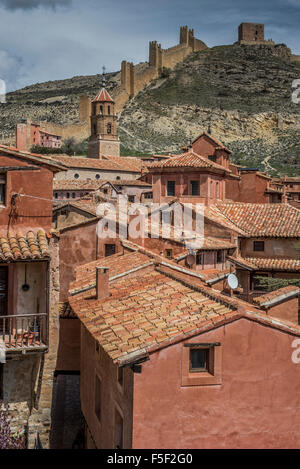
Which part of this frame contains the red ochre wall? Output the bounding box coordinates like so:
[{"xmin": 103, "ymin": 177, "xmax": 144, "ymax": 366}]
[
  {"xmin": 132, "ymin": 318, "xmax": 300, "ymax": 449},
  {"xmin": 0, "ymin": 153, "xmax": 53, "ymax": 231}
]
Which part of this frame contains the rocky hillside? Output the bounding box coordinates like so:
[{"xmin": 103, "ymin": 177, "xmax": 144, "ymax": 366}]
[
  {"xmin": 119, "ymin": 43, "xmax": 300, "ymax": 176},
  {"xmin": 1, "ymin": 43, "xmax": 300, "ymax": 175}
]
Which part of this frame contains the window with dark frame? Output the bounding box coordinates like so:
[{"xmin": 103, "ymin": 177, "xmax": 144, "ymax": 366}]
[
  {"xmin": 167, "ymin": 180, "xmax": 175, "ymax": 197},
  {"xmin": 95, "ymin": 375, "xmax": 102, "ymax": 422},
  {"xmin": 189, "ymin": 348, "xmax": 209, "ymax": 373},
  {"xmin": 107, "ymin": 123, "xmax": 112, "ymax": 134},
  {"xmin": 105, "ymin": 244, "xmax": 116, "ymax": 257},
  {"xmin": 190, "ymin": 180, "xmax": 199, "ymax": 196},
  {"xmin": 0, "ymin": 174, "xmax": 6, "ymax": 205},
  {"xmin": 216, "ymin": 250, "xmax": 223, "ymax": 263},
  {"xmin": 196, "ymin": 253, "xmax": 203, "ymax": 265},
  {"xmin": 253, "ymin": 241, "xmax": 265, "ymax": 252},
  {"xmin": 165, "ymin": 249, "xmax": 172, "ymax": 259}
]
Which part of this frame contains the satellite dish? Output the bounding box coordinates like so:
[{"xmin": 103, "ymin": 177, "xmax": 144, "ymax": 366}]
[
  {"xmin": 227, "ymin": 273, "xmax": 239, "ymax": 290},
  {"xmin": 186, "ymin": 254, "xmax": 196, "ymax": 267}
]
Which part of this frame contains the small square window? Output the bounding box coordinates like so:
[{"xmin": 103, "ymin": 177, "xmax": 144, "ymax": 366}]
[
  {"xmin": 253, "ymin": 241, "xmax": 264, "ymax": 252},
  {"xmin": 165, "ymin": 249, "xmax": 172, "ymax": 259},
  {"xmin": 190, "ymin": 348, "xmax": 209, "ymax": 372},
  {"xmin": 182, "ymin": 343, "xmax": 222, "ymax": 386}
]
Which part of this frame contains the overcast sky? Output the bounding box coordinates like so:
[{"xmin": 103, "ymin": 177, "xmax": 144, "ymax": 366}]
[{"xmin": 0, "ymin": 0, "xmax": 299, "ymax": 91}]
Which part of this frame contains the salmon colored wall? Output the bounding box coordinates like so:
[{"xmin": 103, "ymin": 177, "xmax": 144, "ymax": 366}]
[
  {"xmin": 266, "ymin": 297, "xmax": 299, "ymax": 325},
  {"xmin": 241, "ymin": 238, "xmax": 299, "ymax": 259},
  {"xmin": 152, "ymin": 171, "xmax": 225, "ymax": 204},
  {"xmin": 132, "ymin": 318, "xmax": 300, "ymax": 449},
  {"xmin": 56, "ymin": 319, "xmax": 81, "ymax": 371},
  {"xmin": 0, "ymin": 153, "xmax": 53, "ymax": 231},
  {"xmin": 59, "ymin": 221, "xmax": 123, "ymax": 301},
  {"xmin": 80, "ymin": 325, "xmax": 134, "ymax": 449}
]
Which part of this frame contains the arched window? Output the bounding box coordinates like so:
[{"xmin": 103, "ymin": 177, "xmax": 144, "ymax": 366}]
[
  {"xmin": 108, "ymin": 105, "xmax": 111, "ymax": 115},
  {"xmin": 66, "ymin": 192, "xmax": 70, "ymax": 199},
  {"xmin": 72, "ymin": 193, "xmax": 76, "ymax": 199},
  {"xmin": 107, "ymin": 123, "xmax": 112, "ymax": 134},
  {"xmin": 100, "ymin": 105, "xmax": 103, "ymax": 115}
]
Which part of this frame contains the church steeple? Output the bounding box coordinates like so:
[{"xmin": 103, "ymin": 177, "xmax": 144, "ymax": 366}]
[{"xmin": 88, "ymin": 69, "xmax": 120, "ymax": 159}]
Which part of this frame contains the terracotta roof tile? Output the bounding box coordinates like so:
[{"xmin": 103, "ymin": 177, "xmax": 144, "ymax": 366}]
[
  {"xmin": 215, "ymin": 202, "xmax": 300, "ymax": 237},
  {"xmin": 253, "ymin": 286, "xmax": 300, "ymax": 307},
  {"xmin": 0, "ymin": 229, "xmax": 49, "ymax": 261},
  {"xmin": 228, "ymin": 255, "xmax": 300, "ymax": 272},
  {"xmin": 69, "ymin": 269, "xmax": 236, "ymax": 363},
  {"xmin": 53, "ymin": 179, "xmax": 100, "ymax": 191},
  {"xmin": 50, "ymin": 156, "xmax": 140, "ymax": 173},
  {"xmin": 148, "ymin": 151, "xmax": 231, "ymax": 173},
  {"xmin": 92, "ymin": 88, "xmax": 114, "ymax": 103}
]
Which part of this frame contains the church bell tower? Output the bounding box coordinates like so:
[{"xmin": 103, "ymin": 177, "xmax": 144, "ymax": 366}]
[{"xmin": 88, "ymin": 73, "xmax": 120, "ymax": 158}]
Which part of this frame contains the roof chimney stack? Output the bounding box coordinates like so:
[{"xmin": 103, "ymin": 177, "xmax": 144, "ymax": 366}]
[{"xmin": 96, "ymin": 267, "xmax": 109, "ymax": 299}]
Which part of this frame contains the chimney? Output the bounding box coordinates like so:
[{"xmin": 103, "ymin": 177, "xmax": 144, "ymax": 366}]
[{"xmin": 96, "ymin": 267, "xmax": 109, "ymax": 299}]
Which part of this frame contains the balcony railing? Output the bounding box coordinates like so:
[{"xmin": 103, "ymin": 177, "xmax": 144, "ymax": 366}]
[{"xmin": 0, "ymin": 313, "xmax": 48, "ymax": 352}]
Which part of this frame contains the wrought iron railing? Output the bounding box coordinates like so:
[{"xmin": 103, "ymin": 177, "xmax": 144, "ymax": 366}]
[{"xmin": 0, "ymin": 313, "xmax": 47, "ymax": 351}]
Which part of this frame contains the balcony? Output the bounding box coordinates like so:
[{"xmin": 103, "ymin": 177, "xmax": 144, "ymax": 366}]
[{"xmin": 0, "ymin": 313, "xmax": 48, "ymax": 353}]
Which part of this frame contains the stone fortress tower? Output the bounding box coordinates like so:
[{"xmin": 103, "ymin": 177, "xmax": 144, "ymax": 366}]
[{"xmin": 87, "ymin": 76, "xmax": 120, "ymax": 158}]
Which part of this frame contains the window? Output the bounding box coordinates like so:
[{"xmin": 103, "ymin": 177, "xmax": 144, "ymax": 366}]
[
  {"xmin": 72, "ymin": 193, "xmax": 76, "ymax": 199},
  {"xmin": 253, "ymin": 241, "xmax": 265, "ymax": 252},
  {"xmin": 216, "ymin": 251, "xmax": 223, "ymax": 264},
  {"xmin": 55, "ymin": 193, "xmax": 58, "ymax": 199},
  {"xmin": 196, "ymin": 253, "xmax": 202, "ymax": 265},
  {"xmin": 95, "ymin": 174, "xmax": 100, "ymax": 180},
  {"xmin": 93, "ymin": 124, "xmax": 97, "ymax": 134},
  {"xmin": 167, "ymin": 181, "xmax": 175, "ymax": 197},
  {"xmin": 105, "ymin": 244, "xmax": 116, "ymax": 257},
  {"xmin": 190, "ymin": 348, "xmax": 209, "ymax": 372},
  {"xmin": 114, "ymin": 408, "xmax": 123, "ymax": 449},
  {"xmin": 103, "ymin": 188, "xmax": 108, "ymax": 194},
  {"xmin": 128, "ymin": 195, "xmax": 135, "ymax": 203},
  {"xmin": 74, "ymin": 173, "xmax": 79, "ymax": 179},
  {"xmin": 165, "ymin": 249, "xmax": 172, "ymax": 259},
  {"xmin": 182, "ymin": 343, "xmax": 222, "ymax": 386},
  {"xmin": 190, "ymin": 180, "xmax": 199, "ymax": 196},
  {"xmin": 95, "ymin": 375, "xmax": 102, "ymax": 422},
  {"xmin": 107, "ymin": 123, "xmax": 112, "ymax": 134},
  {"xmin": 0, "ymin": 174, "xmax": 6, "ymax": 205},
  {"xmin": 144, "ymin": 192, "xmax": 153, "ymax": 199},
  {"xmin": 100, "ymin": 105, "xmax": 103, "ymax": 115},
  {"xmin": 66, "ymin": 192, "xmax": 70, "ymax": 199},
  {"xmin": 108, "ymin": 106, "xmax": 111, "ymax": 115},
  {"xmin": 208, "ymin": 155, "xmax": 217, "ymax": 163},
  {"xmin": 116, "ymin": 176, "xmax": 121, "ymax": 181}
]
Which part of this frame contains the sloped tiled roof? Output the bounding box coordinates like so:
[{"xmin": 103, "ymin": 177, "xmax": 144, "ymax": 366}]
[
  {"xmin": 53, "ymin": 179, "xmax": 100, "ymax": 191},
  {"xmin": 215, "ymin": 203, "xmax": 300, "ymax": 237},
  {"xmin": 0, "ymin": 230, "xmax": 49, "ymax": 261},
  {"xmin": 69, "ymin": 251, "xmax": 153, "ymax": 296},
  {"xmin": 148, "ymin": 151, "xmax": 231, "ymax": 173},
  {"xmin": 50, "ymin": 156, "xmax": 141, "ymax": 173},
  {"xmin": 92, "ymin": 88, "xmax": 114, "ymax": 103},
  {"xmin": 69, "ymin": 269, "xmax": 236, "ymax": 362},
  {"xmin": 253, "ymin": 286, "xmax": 300, "ymax": 307},
  {"xmin": 0, "ymin": 144, "xmax": 66, "ymax": 172},
  {"xmin": 228, "ymin": 256, "xmax": 300, "ymax": 272}
]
